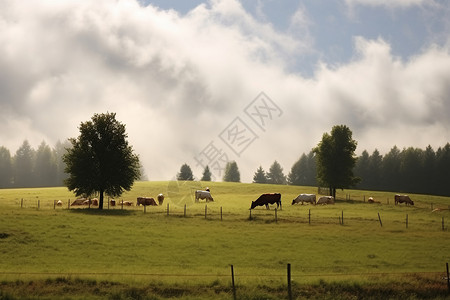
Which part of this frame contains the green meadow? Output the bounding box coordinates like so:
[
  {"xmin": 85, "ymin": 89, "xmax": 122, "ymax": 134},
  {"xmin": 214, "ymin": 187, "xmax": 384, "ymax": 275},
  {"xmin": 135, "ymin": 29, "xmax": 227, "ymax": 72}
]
[{"xmin": 0, "ymin": 181, "xmax": 449, "ymax": 299}]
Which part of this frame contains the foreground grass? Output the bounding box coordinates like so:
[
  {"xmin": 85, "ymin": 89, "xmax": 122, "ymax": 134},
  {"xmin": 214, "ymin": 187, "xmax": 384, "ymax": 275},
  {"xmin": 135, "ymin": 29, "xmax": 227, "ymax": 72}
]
[{"xmin": 0, "ymin": 181, "xmax": 449, "ymax": 299}]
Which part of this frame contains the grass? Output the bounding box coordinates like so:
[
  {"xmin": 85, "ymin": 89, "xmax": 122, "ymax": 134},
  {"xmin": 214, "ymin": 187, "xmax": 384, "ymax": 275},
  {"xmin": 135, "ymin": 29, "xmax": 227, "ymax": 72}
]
[{"xmin": 0, "ymin": 181, "xmax": 449, "ymax": 299}]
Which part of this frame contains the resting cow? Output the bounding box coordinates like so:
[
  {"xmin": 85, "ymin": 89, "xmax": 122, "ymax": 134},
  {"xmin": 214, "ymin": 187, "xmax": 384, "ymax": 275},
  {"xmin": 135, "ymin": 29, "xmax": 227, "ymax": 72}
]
[
  {"xmin": 157, "ymin": 194, "xmax": 164, "ymax": 205},
  {"xmin": 71, "ymin": 198, "xmax": 86, "ymax": 206},
  {"xmin": 137, "ymin": 197, "xmax": 157, "ymax": 206},
  {"xmin": 292, "ymin": 194, "xmax": 316, "ymax": 205},
  {"xmin": 394, "ymin": 195, "xmax": 414, "ymax": 205},
  {"xmin": 317, "ymin": 196, "xmax": 334, "ymax": 205},
  {"xmin": 195, "ymin": 190, "xmax": 214, "ymax": 202},
  {"xmin": 55, "ymin": 200, "xmax": 62, "ymax": 206},
  {"xmin": 367, "ymin": 197, "xmax": 380, "ymax": 204},
  {"xmin": 250, "ymin": 193, "xmax": 282, "ymax": 210},
  {"xmin": 120, "ymin": 200, "xmax": 133, "ymax": 206}
]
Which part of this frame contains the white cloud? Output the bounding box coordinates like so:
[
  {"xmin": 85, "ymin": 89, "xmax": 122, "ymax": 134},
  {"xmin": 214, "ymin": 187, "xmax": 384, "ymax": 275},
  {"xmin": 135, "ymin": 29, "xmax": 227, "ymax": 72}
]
[
  {"xmin": 345, "ymin": 0, "xmax": 432, "ymax": 9},
  {"xmin": 0, "ymin": 0, "xmax": 449, "ymax": 182}
]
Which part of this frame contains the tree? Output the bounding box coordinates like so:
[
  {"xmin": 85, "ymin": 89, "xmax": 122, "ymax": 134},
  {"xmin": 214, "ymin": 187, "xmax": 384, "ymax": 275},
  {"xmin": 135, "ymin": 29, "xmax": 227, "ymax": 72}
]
[
  {"xmin": 253, "ymin": 166, "xmax": 267, "ymax": 183},
  {"xmin": 0, "ymin": 146, "xmax": 12, "ymax": 188},
  {"xmin": 177, "ymin": 163, "xmax": 194, "ymax": 181},
  {"xmin": 354, "ymin": 150, "xmax": 370, "ymax": 189},
  {"xmin": 13, "ymin": 140, "xmax": 35, "ymax": 187},
  {"xmin": 201, "ymin": 165, "xmax": 212, "ymax": 181},
  {"xmin": 266, "ymin": 160, "xmax": 286, "ymax": 184},
  {"xmin": 63, "ymin": 112, "xmax": 141, "ymax": 209},
  {"xmin": 35, "ymin": 141, "xmax": 57, "ymax": 187},
  {"xmin": 288, "ymin": 151, "xmax": 317, "ymax": 186},
  {"xmin": 313, "ymin": 125, "xmax": 359, "ymax": 199},
  {"xmin": 53, "ymin": 140, "xmax": 71, "ymax": 186},
  {"xmin": 223, "ymin": 161, "xmax": 240, "ymax": 182}
]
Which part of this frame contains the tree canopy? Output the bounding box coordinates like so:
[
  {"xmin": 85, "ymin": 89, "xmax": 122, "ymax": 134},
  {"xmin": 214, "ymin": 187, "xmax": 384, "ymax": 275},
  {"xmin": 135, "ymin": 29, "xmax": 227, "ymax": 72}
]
[
  {"xmin": 314, "ymin": 125, "xmax": 359, "ymax": 198},
  {"xmin": 201, "ymin": 165, "xmax": 212, "ymax": 181},
  {"xmin": 266, "ymin": 160, "xmax": 286, "ymax": 184},
  {"xmin": 63, "ymin": 112, "xmax": 141, "ymax": 209},
  {"xmin": 253, "ymin": 166, "xmax": 267, "ymax": 183}
]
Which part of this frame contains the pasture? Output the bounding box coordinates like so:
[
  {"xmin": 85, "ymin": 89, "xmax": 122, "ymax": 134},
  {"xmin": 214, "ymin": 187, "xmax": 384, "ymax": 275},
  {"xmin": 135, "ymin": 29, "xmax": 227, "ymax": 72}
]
[{"xmin": 0, "ymin": 181, "xmax": 449, "ymax": 299}]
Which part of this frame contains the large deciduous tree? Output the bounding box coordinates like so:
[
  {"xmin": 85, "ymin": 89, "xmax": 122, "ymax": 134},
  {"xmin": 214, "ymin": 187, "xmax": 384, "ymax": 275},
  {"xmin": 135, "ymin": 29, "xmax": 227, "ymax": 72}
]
[
  {"xmin": 63, "ymin": 112, "xmax": 141, "ymax": 209},
  {"xmin": 313, "ymin": 125, "xmax": 359, "ymax": 199}
]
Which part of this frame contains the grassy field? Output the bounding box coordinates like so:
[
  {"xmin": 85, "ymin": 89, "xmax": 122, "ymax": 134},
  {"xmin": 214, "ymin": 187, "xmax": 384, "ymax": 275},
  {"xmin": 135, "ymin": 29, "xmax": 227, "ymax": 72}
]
[{"xmin": 0, "ymin": 181, "xmax": 449, "ymax": 299}]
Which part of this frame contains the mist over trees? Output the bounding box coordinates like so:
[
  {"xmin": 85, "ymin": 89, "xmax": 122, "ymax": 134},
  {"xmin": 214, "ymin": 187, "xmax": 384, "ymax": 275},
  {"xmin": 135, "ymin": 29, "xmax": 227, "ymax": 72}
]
[{"xmin": 0, "ymin": 140, "xmax": 70, "ymax": 188}]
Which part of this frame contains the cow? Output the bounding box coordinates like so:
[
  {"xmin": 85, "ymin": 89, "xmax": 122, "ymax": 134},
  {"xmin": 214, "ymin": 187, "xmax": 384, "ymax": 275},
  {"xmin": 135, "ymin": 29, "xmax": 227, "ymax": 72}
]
[
  {"xmin": 120, "ymin": 200, "xmax": 133, "ymax": 206},
  {"xmin": 91, "ymin": 198, "xmax": 98, "ymax": 206},
  {"xmin": 317, "ymin": 196, "xmax": 334, "ymax": 205},
  {"xmin": 195, "ymin": 190, "xmax": 214, "ymax": 202},
  {"xmin": 137, "ymin": 197, "xmax": 157, "ymax": 206},
  {"xmin": 55, "ymin": 200, "xmax": 62, "ymax": 206},
  {"xmin": 250, "ymin": 193, "xmax": 282, "ymax": 210},
  {"xmin": 395, "ymin": 195, "xmax": 414, "ymax": 206},
  {"xmin": 110, "ymin": 199, "xmax": 116, "ymax": 206},
  {"xmin": 367, "ymin": 197, "xmax": 380, "ymax": 204},
  {"xmin": 292, "ymin": 194, "xmax": 316, "ymax": 205},
  {"xmin": 71, "ymin": 198, "xmax": 86, "ymax": 206},
  {"xmin": 157, "ymin": 194, "xmax": 164, "ymax": 205}
]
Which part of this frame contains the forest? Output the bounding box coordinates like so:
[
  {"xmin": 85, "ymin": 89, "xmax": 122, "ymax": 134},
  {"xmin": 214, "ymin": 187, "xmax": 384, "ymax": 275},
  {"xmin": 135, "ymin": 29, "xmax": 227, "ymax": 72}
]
[{"xmin": 1, "ymin": 140, "xmax": 450, "ymax": 197}]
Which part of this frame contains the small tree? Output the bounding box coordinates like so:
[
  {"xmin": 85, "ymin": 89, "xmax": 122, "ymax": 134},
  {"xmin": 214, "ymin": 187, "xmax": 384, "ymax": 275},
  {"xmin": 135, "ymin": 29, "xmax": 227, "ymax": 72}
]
[
  {"xmin": 266, "ymin": 160, "xmax": 286, "ymax": 184},
  {"xmin": 253, "ymin": 166, "xmax": 267, "ymax": 183},
  {"xmin": 313, "ymin": 125, "xmax": 359, "ymax": 199},
  {"xmin": 223, "ymin": 161, "xmax": 240, "ymax": 182},
  {"xmin": 63, "ymin": 112, "xmax": 141, "ymax": 209},
  {"xmin": 177, "ymin": 163, "xmax": 194, "ymax": 181},
  {"xmin": 201, "ymin": 165, "xmax": 212, "ymax": 181}
]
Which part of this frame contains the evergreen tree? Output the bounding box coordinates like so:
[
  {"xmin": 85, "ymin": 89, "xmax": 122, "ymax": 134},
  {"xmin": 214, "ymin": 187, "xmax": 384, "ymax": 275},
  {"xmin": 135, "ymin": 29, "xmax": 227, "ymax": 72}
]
[
  {"xmin": 201, "ymin": 165, "xmax": 212, "ymax": 181},
  {"xmin": 0, "ymin": 146, "xmax": 12, "ymax": 188},
  {"xmin": 368, "ymin": 149, "xmax": 382, "ymax": 190},
  {"xmin": 35, "ymin": 141, "xmax": 57, "ymax": 187},
  {"xmin": 13, "ymin": 140, "xmax": 35, "ymax": 187},
  {"xmin": 177, "ymin": 163, "xmax": 194, "ymax": 181},
  {"xmin": 223, "ymin": 161, "xmax": 240, "ymax": 182},
  {"xmin": 266, "ymin": 160, "xmax": 286, "ymax": 184},
  {"xmin": 381, "ymin": 146, "xmax": 401, "ymax": 192},
  {"xmin": 253, "ymin": 166, "xmax": 267, "ymax": 183},
  {"xmin": 53, "ymin": 140, "xmax": 70, "ymax": 186},
  {"xmin": 354, "ymin": 150, "xmax": 370, "ymax": 189}
]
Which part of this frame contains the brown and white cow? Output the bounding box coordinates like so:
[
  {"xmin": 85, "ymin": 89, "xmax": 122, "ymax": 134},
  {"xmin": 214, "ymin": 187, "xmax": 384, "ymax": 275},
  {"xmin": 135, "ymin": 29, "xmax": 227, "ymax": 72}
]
[
  {"xmin": 157, "ymin": 194, "xmax": 164, "ymax": 205},
  {"xmin": 195, "ymin": 190, "xmax": 214, "ymax": 202},
  {"xmin": 251, "ymin": 193, "xmax": 282, "ymax": 210},
  {"xmin": 137, "ymin": 197, "xmax": 157, "ymax": 206},
  {"xmin": 394, "ymin": 195, "xmax": 414, "ymax": 205},
  {"xmin": 317, "ymin": 196, "xmax": 334, "ymax": 205},
  {"xmin": 367, "ymin": 197, "xmax": 380, "ymax": 204},
  {"xmin": 292, "ymin": 194, "xmax": 316, "ymax": 205},
  {"xmin": 71, "ymin": 198, "xmax": 86, "ymax": 206}
]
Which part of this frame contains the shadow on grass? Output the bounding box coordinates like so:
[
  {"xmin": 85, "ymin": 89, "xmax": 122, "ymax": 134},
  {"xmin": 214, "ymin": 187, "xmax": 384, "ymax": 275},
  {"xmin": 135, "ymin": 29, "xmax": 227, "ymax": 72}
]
[{"xmin": 68, "ymin": 208, "xmax": 136, "ymax": 216}]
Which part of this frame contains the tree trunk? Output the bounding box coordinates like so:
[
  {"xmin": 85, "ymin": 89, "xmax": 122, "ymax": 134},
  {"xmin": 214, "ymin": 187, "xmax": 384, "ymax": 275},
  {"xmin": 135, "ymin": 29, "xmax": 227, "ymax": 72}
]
[{"xmin": 99, "ymin": 189, "xmax": 104, "ymax": 210}]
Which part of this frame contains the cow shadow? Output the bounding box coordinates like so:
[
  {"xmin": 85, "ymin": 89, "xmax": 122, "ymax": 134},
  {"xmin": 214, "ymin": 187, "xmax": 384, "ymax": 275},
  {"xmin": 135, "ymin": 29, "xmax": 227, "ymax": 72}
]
[{"xmin": 68, "ymin": 208, "xmax": 135, "ymax": 216}]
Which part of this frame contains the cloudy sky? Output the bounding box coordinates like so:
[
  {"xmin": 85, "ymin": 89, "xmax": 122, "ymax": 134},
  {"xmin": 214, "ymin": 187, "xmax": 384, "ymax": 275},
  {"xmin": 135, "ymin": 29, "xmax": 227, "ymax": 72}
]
[{"xmin": 1, "ymin": 0, "xmax": 449, "ymax": 182}]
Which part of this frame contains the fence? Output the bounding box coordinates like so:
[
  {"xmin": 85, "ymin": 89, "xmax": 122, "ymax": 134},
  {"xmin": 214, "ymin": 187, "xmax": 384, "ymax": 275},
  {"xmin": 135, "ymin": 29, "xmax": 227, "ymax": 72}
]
[{"xmin": 1, "ymin": 263, "xmax": 448, "ymax": 300}]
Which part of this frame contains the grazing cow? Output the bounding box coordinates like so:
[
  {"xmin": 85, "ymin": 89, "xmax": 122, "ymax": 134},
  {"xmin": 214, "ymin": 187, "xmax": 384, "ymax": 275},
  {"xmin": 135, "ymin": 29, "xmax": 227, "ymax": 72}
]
[
  {"xmin": 71, "ymin": 198, "xmax": 86, "ymax": 206},
  {"xmin": 157, "ymin": 194, "xmax": 164, "ymax": 205},
  {"xmin": 292, "ymin": 194, "xmax": 316, "ymax": 205},
  {"xmin": 110, "ymin": 199, "xmax": 116, "ymax": 206},
  {"xmin": 317, "ymin": 196, "xmax": 334, "ymax": 205},
  {"xmin": 395, "ymin": 195, "xmax": 414, "ymax": 206},
  {"xmin": 91, "ymin": 198, "xmax": 99, "ymax": 206},
  {"xmin": 137, "ymin": 197, "xmax": 157, "ymax": 206},
  {"xmin": 250, "ymin": 193, "xmax": 282, "ymax": 210},
  {"xmin": 195, "ymin": 190, "xmax": 214, "ymax": 202}
]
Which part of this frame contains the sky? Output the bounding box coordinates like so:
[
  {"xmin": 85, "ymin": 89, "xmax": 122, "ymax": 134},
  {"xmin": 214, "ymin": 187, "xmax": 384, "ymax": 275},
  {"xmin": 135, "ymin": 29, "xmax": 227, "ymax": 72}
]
[{"xmin": 0, "ymin": 0, "xmax": 449, "ymax": 182}]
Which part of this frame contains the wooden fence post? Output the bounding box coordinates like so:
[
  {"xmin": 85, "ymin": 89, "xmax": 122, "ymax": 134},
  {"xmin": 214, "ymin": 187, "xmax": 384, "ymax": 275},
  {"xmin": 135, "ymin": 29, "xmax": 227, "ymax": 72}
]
[
  {"xmin": 21, "ymin": 198, "xmax": 23, "ymax": 208},
  {"xmin": 220, "ymin": 206, "xmax": 223, "ymax": 221},
  {"xmin": 406, "ymin": 214, "xmax": 408, "ymax": 229},
  {"xmin": 167, "ymin": 203, "xmax": 169, "ymax": 216},
  {"xmin": 275, "ymin": 208, "xmax": 278, "ymax": 223},
  {"xmin": 308, "ymin": 209, "xmax": 311, "ymax": 225},
  {"xmin": 341, "ymin": 210, "xmax": 344, "ymax": 225},
  {"xmin": 231, "ymin": 265, "xmax": 237, "ymax": 300},
  {"xmin": 287, "ymin": 263, "xmax": 292, "ymax": 300},
  {"xmin": 68, "ymin": 199, "xmax": 70, "ymax": 210},
  {"xmin": 205, "ymin": 205, "xmax": 207, "ymax": 219},
  {"xmin": 37, "ymin": 200, "xmax": 40, "ymax": 210},
  {"xmin": 378, "ymin": 213, "xmax": 383, "ymax": 227},
  {"xmin": 249, "ymin": 209, "xmax": 252, "ymax": 220},
  {"xmin": 443, "ymin": 217, "xmax": 445, "ymax": 231},
  {"xmin": 446, "ymin": 262, "xmax": 449, "ymax": 293},
  {"xmin": 184, "ymin": 204, "xmax": 187, "ymax": 217}
]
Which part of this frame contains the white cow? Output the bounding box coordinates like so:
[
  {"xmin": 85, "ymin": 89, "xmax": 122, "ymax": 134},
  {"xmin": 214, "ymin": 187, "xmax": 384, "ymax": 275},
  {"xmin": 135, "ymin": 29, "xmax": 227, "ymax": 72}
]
[
  {"xmin": 317, "ymin": 196, "xmax": 334, "ymax": 205},
  {"xmin": 292, "ymin": 194, "xmax": 316, "ymax": 205},
  {"xmin": 195, "ymin": 190, "xmax": 214, "ymax": 202}
]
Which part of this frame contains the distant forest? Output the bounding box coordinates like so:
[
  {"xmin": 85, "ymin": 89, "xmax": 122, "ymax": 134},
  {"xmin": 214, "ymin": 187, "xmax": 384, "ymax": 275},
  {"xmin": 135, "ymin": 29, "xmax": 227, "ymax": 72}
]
[
  {"xmin": 1, "ymin": 140, "xmax": 450, "ymax": 197},
  {"xmin": 286, "ymin": 143, "xmax": 450, "ymax": 197}
]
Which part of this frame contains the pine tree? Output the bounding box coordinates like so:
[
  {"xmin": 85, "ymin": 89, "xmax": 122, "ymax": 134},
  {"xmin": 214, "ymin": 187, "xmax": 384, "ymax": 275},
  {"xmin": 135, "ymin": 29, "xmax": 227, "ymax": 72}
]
[
  {"xmin": 177, "ymin": 163, "xmax": 194, "ymax": 181},
  {"xmin": 253, "ymin": 166, "xmax": 267, "ymax": 183},
  {"xmin": 201, "ymin": 165, "xmax": 212, "ymax": 181},
  {"xmin": 223, "ymin": 161, "xmax": 240, "ymax": 182},
  {"xmin": 266, "ymin": 160, "xmax": 286, "ymax": 184}
]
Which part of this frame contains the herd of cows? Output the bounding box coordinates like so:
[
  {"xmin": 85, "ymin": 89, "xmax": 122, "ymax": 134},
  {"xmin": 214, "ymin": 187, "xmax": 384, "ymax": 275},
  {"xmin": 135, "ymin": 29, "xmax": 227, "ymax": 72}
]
[{"xmin": 60, "ymin": 188, "xmax": 414, "ymax": 209}]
